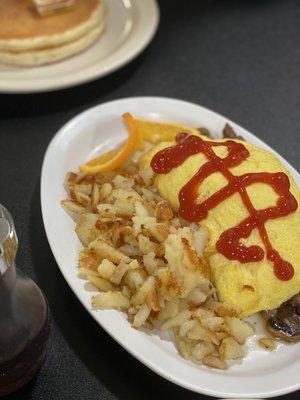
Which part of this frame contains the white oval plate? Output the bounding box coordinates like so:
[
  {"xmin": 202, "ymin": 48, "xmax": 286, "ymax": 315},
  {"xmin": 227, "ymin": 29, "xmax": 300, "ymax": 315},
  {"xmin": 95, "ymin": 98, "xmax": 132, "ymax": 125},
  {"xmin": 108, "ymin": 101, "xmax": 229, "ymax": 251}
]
[
  {"xmin": 41, "ymin": 97, "xmax": 300, "ymax": 398},
  {"xmin": 0, "ymin": 0, "xmax": 159, "ymax": 93}
]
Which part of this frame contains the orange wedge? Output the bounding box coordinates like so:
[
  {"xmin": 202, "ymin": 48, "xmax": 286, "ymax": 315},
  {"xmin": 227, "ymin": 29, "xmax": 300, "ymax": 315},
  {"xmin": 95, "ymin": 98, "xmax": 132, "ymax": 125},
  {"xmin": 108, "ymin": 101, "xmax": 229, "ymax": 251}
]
[
  {"xmin": 81, "ymin": 149, "xmax": 119, "ymax": 168},
  {"xmin": 79, "ymin": 114, "xmax": 200, "ymax": 175},
  {"xmin": 134, "ymin": 118, "xmax": 200, "ymax": 144},
  {"xmin": 79, "ymin": 113, "xmax": 138, "ymax": 175}
]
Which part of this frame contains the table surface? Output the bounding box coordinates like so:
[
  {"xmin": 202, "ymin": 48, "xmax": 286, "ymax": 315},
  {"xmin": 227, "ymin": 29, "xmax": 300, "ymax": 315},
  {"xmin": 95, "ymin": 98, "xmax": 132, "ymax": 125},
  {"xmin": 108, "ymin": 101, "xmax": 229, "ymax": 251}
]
[{"xmin": 1, "ymin": 0, "xmax": 300, "ymax": 399}]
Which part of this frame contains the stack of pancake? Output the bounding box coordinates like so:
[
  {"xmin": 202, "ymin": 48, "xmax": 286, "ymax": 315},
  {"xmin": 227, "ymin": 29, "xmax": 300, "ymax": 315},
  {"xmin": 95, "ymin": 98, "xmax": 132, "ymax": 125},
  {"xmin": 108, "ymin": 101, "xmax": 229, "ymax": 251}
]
[{"xmin": 0, "ymin": 0, "xmax": 105, "ymax": 66}]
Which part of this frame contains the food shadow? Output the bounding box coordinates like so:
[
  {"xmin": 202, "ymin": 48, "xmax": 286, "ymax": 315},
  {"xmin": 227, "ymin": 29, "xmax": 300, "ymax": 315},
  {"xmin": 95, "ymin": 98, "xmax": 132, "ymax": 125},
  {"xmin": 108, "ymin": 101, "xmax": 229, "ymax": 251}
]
[{"xmin": 29, "ymin": 181, "xmax": 215, "ymax": 400}]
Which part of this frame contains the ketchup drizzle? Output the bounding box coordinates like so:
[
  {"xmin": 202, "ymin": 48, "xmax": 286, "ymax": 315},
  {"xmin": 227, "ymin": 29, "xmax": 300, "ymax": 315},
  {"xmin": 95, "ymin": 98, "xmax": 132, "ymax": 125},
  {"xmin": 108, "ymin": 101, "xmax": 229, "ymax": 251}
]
[{"xmin": 151, "ymin": 133, "xmax": 298, "ymax": 281}]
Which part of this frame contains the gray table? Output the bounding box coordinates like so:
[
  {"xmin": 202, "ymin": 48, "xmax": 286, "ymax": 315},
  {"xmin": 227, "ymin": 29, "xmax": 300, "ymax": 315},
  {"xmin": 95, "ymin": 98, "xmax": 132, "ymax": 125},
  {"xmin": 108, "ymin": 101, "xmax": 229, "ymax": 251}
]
[{"xmin": 1, "ymin": 0, "xmax": 299, "ymax": 399}]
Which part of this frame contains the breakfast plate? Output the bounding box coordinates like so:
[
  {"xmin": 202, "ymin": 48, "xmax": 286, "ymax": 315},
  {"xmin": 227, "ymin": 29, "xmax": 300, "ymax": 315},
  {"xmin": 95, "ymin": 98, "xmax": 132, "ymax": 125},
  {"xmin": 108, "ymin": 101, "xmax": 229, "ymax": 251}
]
[
  {"xmin": 0, "ymin": 0, "xmax": 159, "ymax": 93},
  {"xmin": 41, "ymin": 97, "xmax": 300, "ymax": 398}
]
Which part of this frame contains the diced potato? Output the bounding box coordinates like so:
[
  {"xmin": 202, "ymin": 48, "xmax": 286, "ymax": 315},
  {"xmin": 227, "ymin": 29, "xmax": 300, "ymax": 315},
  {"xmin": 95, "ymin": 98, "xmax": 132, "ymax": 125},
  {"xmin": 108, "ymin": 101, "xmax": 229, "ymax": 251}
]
[
  {"xmin": 209, "ymin": 301, "xmax": 242, "ymax": 317},
  {"xmin": 138, "ymin": 235, "xmax": 158, "ymax": 255},
  {"xmin": 186, "ymin": 321, "xmax": 211, "ymax": 342},
  {"xmin": 112, "ymin": 188, "xmax": 140, "ymax": 202},
  {"xmin": 75, "ymin": 214, "xmax": 99, "ymax": 246},
  {"xmin": 202, "ymin": 355, "xmax": 228, "ymax": 370},
  {"xmin": 113, "ymin": 175, "xmax": 134, "ymax": 190},
  {"xmin": 114, "ymin": 199, "xmax": 135, "ymax": 216},
  {"xmin": 74, "ymin": 172, "xmax": 89, "ymax": 184},
  {"xmin": 187, "ymin": 288, "xmax": 207, "ymax": 305},
  {"xmin": 161, "ymin": 310, "xmax": 191, "ymax": 331},
  {"xmin": 123, "ymin": 269, "xmax": 146, "ymax": 290},
  {"xmin": 216, "ymin": 331, "xmax": 229, "ymax": 341},
  {"xmin": 191, "ymin": 342, "xmax": 215, "ymax": 362},
  {"xmin": 176, "ymin": 338, "xmax": 192, "ymax": 360},
  {"xmin": 99, "ymin": 182, "xmax": 112, "ymax": 201},
  {"xmin": 128, "ymin": 260, "xmax": 140, "ymax": 270},
  {"xmin": 164, "ymin": 234, "xmax": 187, "ymax": 280},
  {"xmin": 78, "ymin": 267, "xmax": 99, "ymax": 277},
  {"xmin": 74, "ymin": 190, "xmax": 90, "ymax": 207},
  {"xmin": 97, "ymin": 204, "xmax": 116, "ymax": 214},
  {"xmin": 140, "ymin": 187, "xmax": 157, "ymax": 201},
  {"xmin": 91, "ymin": 183, "xmax": 100, "ymax": 208},
  {"xmin": 98, "ymin": 259, "xmax": 116, "ymax": 279},
  {"xmin": 61, "ymin": 199, "xmax": 86, "ymax": 214},
  {"xmin": 179, "ymin": 320, "xmax": 196, "ymax": 338},
  {"xmin": 138, "ymin": 168, "xmax": 153, "ymax": 186},
  {"xmin": 128, "ymin": 306, "xmax": 137, "ymax": 315},
  {"xmin": 88, "ymin": 275, "xmax": 115, "ymax": 292},
  {"xmin": 131, "ymin": 276, "xmax": 155, "ymax": 306},
  {"xmin": 92, "ymin": 291, "xmax": 130, "ymax": 310},
  {"xmin": 225, "ymin": 317, "xmax": 254, "ymax": 344},
  {"xmin": 147, "ymin": 284, "xmax": 161, "ymax": 312},
  {"xmin": 192, "ymin": 227, "xmax": 209, "ymax": 256},
  {"xmin": 122, "ymin": 285, "xmax": 131, "ymax": 298},
  {"xmin": 73, "ymin": 183, "xmax": 92, "ymax": 195},
  {"xmin": 207, "ymin": 331, "xmax": 221, "ymax": 346},
  {"xmin": 157, "ymin": 300, "xmax": 179, "ymax": 321},
  {"xmin": 133, "ymin": 304, "xmax": 151, "ymax": 328},
  {"xmin": 201, "ymin": 316, "xmax": 225, "ymax": 332},
  {"xmin": 181, "ymin": 237, "xmax": 209, "ymax": 278},
  {"xmin": 154, "ymin": 201, "xmax": 173, "ymax": 222},
  {"xmin": 180, "ymin": 272, "xmax": 202, "ymax": 296},
  {"xmin": 193, "ymin": 308, "xmax": 215, "ymax": 321},
  {"xmin": 135, "ymin": 201, "xmax": 149, "ymax": 217},
  {"xmin": 132, "ymin": 216, "xmax": 156, "ymax": 236},
  {"xmin": 156, "ymin": 267, "xmax": 182, "ymax": 300},
  {"xmin": 118, "ymin": 244, "xmax": 141, "ymax": 257},
  {"xmin": 89, "ymin": 238, "xmax": 131, "ymax": 264},
  {"xmin": 110, "ymin": 263, "xmax": 129, "ymax": 285},
  {"xmin": 219, "ymin": 337, "xmax": 244, "ymax": 360},
  {"xmin": 122, "ymin": 285, "xmax": 131, "ymax": 299},
  {"xmin": 150, "ymin": 223, "xmax": 170, "ymax": 242},
  {"xmin": 63, "ymin": 171, "xmax": 77, "ymax": 193},
  {"xmin": 143, "ymin": 252, "xmax": 164, "ymax": 274}
]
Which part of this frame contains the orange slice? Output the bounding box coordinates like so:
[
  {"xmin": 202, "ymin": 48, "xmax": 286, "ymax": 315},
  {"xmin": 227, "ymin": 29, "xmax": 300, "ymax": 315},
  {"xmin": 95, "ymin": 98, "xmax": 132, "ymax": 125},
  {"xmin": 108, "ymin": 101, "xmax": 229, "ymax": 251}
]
[
  {"xmin": 81, "ymin": 149, "xmax": 119, "ymax": 168},
  {"xmin": 79, "ymin": 113, "xmax": 138, "ymax": 175},
  {"xmin": 134, "ymin": 118, "xmax": 200, "ymax": 144},
  {"xmin": 79, "ymin": 114, "xmax": 200, "ymax": 175}
]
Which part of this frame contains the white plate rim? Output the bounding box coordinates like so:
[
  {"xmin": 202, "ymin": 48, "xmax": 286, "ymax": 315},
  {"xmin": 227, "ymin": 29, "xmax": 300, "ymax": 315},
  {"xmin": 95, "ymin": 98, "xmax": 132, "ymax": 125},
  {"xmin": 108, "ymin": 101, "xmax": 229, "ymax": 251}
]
[
  {"xmin": 41, "ymin": 97, "xmax": 300, "ymax": 399},
  {"xmin": 0, "ymin": 0, "xmax": 159, "ymax": 93}
]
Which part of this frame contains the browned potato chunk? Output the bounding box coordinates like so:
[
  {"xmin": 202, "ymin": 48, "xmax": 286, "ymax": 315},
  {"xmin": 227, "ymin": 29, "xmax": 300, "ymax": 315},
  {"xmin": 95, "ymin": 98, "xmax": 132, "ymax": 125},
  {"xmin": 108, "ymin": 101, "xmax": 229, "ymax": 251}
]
[
  {"xmin": 92, "ymin": 291, "xmax": 130, "ymax": 310},
  {"xmin": 191, "ymin": 342, "xmax": 215, "ymax": 362},
  {"xmin": 225, "ymin": 317, "xmax": 254, "ymax": 344},
  {"xmin": 219, "ymin": 337, "xmax": 244, "ymax": 360}
]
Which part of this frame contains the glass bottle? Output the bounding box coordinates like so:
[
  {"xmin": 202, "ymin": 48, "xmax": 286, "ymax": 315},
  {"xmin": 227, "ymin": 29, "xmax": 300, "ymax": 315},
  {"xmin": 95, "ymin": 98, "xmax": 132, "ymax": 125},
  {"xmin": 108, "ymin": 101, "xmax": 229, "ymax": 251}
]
[{"xmin": 0, "ymin": 205, "xmax": 50, "ymax": 396}]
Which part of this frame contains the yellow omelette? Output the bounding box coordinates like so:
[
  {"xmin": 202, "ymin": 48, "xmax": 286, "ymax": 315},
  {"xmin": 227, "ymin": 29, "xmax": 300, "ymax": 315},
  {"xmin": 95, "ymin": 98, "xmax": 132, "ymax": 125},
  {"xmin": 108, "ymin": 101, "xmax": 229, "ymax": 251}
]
[{"xmin": 140, "ymin": 135, "xmax": 300, "ymax": 317}]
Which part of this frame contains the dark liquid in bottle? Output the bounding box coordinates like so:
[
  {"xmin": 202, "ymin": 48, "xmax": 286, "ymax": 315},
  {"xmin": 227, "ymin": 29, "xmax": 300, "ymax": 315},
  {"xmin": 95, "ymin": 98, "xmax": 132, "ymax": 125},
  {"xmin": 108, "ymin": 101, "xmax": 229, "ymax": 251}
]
[{"xmin": 0, "ymin": 267, "xmax": 50, "ymax": 396}]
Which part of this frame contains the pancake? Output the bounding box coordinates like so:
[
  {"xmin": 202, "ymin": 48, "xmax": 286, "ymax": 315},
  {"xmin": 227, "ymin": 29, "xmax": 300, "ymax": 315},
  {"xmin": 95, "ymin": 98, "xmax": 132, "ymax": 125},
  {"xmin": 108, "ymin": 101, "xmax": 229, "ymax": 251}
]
[
  {"xmin": 0, "ymin": 23, "xmax": 104, "ymax": 67},
  {"xmin": 0, "ymin": 0, "xmax": 105, "ymax": 66},
  {"xmin": 140, "ymin": 136, "xmax": 300, "ymax": 317}
]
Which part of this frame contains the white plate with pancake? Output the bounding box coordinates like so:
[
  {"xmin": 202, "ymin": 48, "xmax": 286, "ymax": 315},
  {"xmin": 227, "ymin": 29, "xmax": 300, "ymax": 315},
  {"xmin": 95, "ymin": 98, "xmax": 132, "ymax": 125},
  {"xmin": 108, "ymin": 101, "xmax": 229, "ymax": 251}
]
[
  {"xmin": 41, "ymin": 97, "xmax": 300, "ymax": 398},
  {"xmin": 0, "ymin": 0, "xmax": 159, "ymax": 93}
]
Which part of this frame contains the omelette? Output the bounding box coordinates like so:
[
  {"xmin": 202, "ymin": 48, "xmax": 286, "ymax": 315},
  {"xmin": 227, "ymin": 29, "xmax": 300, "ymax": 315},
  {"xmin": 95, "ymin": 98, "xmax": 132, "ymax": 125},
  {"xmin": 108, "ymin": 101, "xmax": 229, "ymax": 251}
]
[{"xmin": 140, "ymin": 133, "xmax": 300, "ymax": 317}]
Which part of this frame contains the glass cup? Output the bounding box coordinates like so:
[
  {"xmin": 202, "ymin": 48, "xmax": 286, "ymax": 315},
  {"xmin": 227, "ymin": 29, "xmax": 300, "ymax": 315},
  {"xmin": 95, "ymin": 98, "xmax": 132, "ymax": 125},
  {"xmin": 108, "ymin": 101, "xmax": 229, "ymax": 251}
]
[{"xmin": 0, "ymin": 205, "xmax": 50, "ymax": 396}]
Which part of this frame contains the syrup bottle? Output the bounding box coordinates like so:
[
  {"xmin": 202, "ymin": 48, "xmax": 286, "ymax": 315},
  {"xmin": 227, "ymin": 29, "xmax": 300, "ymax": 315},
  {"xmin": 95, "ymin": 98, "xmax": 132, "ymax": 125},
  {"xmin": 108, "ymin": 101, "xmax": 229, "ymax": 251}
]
[{"xmin": 0, "ymin": 205, "xmax": 50, "ymax": 396}]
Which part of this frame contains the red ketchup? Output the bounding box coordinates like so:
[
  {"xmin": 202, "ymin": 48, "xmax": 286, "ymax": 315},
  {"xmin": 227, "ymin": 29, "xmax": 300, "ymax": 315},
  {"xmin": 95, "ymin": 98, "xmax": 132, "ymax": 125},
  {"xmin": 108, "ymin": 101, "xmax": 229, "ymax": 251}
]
[{"xmin": 151, "ymin": 133, "xmax": 298, "ymax": 281}]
